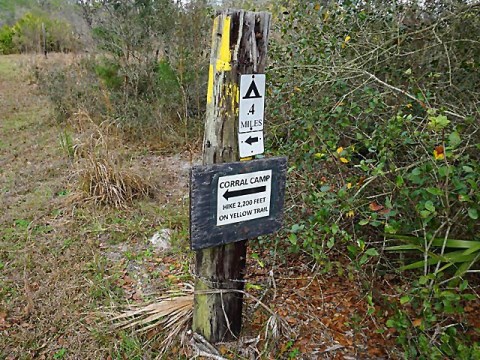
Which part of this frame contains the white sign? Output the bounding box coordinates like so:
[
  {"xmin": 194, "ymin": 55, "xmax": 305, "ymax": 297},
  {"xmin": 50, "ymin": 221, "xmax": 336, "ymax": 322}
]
[
  {"xmin": 238, "ymin": 74, "xmax": 265, "ymax": 133},
  {"xmin": 238, "ymin": 131, "xmax": 264, "ymax": 158},
  {"xmin": 217, "ymin": 170, "xmax": 272, "ymax": 226}
]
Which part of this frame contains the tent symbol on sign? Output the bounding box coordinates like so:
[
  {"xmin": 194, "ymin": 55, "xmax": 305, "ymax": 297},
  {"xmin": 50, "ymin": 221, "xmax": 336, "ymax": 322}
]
[{"xmin": 242, "ymin": 79, "xmax": 262, "ymax": 99}]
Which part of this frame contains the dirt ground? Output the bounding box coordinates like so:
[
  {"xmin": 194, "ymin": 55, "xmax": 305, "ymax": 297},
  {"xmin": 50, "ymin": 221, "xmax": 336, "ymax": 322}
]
[
  {"xmin": 0, "ymin": 54, "xmax": 406, "ymax": 359},
  {"xmin": 0, "ymin": 54, "xmax": 195, "ymax": 359}
]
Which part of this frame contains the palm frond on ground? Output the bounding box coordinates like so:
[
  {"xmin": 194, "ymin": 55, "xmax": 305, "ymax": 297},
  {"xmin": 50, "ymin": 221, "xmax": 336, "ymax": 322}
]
[{"xmin": 109, "ymin": 288, "xmax": 194, "ymax": 355}]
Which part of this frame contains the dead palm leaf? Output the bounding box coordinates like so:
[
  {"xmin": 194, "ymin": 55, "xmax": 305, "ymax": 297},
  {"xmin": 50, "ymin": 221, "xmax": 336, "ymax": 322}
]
[{"xmin": 108, "ymin": 288, "xmax": 194, "ymax": 355}]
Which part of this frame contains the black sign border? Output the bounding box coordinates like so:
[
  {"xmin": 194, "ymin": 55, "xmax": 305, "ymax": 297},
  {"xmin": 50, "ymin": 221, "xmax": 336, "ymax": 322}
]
[{"xmin": 190, "ymin": 157, "xmax": 287, "ymax": 250}]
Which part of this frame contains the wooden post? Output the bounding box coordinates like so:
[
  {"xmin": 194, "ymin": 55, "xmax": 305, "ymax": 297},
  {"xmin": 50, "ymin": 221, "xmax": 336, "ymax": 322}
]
[{"xmin": 193, "ymin": 9, "xmax": 271, "ymax": 343}]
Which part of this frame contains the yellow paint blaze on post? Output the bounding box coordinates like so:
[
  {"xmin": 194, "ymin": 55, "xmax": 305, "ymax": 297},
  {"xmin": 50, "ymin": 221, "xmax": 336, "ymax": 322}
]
[
  {"xmin": 218, "ymin": 82, "xmax": 239, "ymax": 111},
  {"xmin": 227, "ymin": 82, "xmax": 239, "ymax": 112},
  {"xmin": 207, "ymin": 64, "xmax": 214, "ymax": 104},
  {"xmin": 216, "ymin": 16, "xmax": 232, "ymax": 72},
  {"xmin": 207, "ymin": 16, "xmax": 232, "ymax": 104},
  {"xmin": 233, "ymin": 82, "xmax": 239, "ymax": 113}
]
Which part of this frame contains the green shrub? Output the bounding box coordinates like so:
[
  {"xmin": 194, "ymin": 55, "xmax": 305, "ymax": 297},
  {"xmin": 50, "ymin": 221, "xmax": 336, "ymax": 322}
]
[
  {"xmin": 11, "ymin": 12, "xmax": 78, "ymax": 53},
  {"xmin": 0, "ymin": 25, "xmax": 14, "ymax": 54},
  {"xmin": 268, "ymin": 0, "xmax": 479, "ymax": 272},
  {"xmin": 386, "ymin": 277, "xmax": 480, "ymax": 359},
  {"xmin": 267, "ymin": 1, "xmax": 479, "ymax": 357},
  {"xmin": 35, "ymin": 56, "xmax": 108, "ymax": 122},
  {"xmin": 95, "ymin": 59, "xmax": 122, "ymax": 90},
  {"xmin": 156, "ymin": 59, "xmax": 181, "ymax": 105}
]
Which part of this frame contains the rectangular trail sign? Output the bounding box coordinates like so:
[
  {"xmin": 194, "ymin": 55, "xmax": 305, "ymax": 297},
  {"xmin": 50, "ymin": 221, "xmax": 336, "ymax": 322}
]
[
  {"xmin": 238, "ymin": 74, "xmax": 265, "ymax": 133},
  {"xmin": 190, "ymin": 157, "xmax": 287, "ymax": 250},
  {"xmin": 217, "ymin": 169, "xmax": 272, "ymax": 226},
  {"xmin": 238, "ymin": 130, "xmax": 264, "ymax": 158}
]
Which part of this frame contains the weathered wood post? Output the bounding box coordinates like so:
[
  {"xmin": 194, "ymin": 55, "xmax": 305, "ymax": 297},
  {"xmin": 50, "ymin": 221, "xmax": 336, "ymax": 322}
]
[{"xmin": 193, "ymin": 9, "xmax": 271, "ymax": 343}]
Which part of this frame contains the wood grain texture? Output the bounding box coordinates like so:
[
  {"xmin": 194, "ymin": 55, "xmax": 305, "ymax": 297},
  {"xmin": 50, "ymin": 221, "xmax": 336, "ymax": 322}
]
[
  {"xmin": 193, "ymin": 9, "xmax": 272, "ymax": 343},
  {"xmin": 203, "ymin": 10, "xmax": 271, "ymax": 165}
]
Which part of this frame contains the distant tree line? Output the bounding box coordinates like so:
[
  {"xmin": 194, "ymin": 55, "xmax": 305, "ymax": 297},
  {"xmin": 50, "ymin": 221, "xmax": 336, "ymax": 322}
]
[
  {"xmin": 0, "ymin": 12, "xmax": 81, "ymax": 54},
  {"xmin": 0, "ymin": 0, "xmax": 87, "ymax": 54}
]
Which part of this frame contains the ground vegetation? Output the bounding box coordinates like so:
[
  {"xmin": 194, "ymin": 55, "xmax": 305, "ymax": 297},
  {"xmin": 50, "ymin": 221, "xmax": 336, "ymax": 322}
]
[{"xmin": 0, "ymin": 0, "xmax": 479, "ymax": 358}]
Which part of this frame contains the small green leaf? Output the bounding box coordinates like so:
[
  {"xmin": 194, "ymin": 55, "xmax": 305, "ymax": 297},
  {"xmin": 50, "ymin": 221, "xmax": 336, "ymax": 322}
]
[
  {"xmin": 386, "ymin": 319, "xmax": 396, "ymax": 328},
  {"xmin": 438, "ymin": 166, "xmax": 451, "ymax": 177},
  {"xmin": 357, "ymin": 239, "xmax": 365, "ymax": 251},
  {"xmin": 428, "ymin": 114, "xmax": 450, "ymax": 131},
  {"xmin": 419, "ymin": 276, "xmax": 429, "ymax": 285},
  {"xmin": 468, "ymin": 208, "xmax": 478, "ymax": 220},
  {"xmin": 327, "ymin": 237, "xmax": 335, "ymax": 249},
  {"xmin": 420, "ymin": 210, "xmax": 431, "ymax": 218},
  {"xmin": 400, "ymin": 295, "xmax": 410, "ymax": 304},
  {"xmin": 331, "ymin": 223, "xmax": 339, "ymax": 235},
  {"xmin": 359, "ymin": 219, "xmax": 369, "ymax": 226},
  {"xmin": 359, "ymin": 254, "xmax": 369, "ymax": 265},
  {"xmin": 365, "ymin": 248, "xmax": 379, "ymax": 256},
  {"xmin": 384, "ymin": 223, "xmax": 396, "ymax": 234},
  {"xmin": 288, "ymin": 233, "xmax": 297, "ymax": 245},
  {"xmin": 291, "ymin": 224, "xmax": 304, "ymax": 233},
  {"xmin": 411, "ymin": 168, "xmax": 422, "ymax": 176},
  {"xmin": 347, "ymin": 245, "xmax": 358, "ymax": 256},
  {"xmin": 245, "ymin": 283, "xmax": 262, "ymax": 291},
  {"xmin": 395, "ymin": 176, "xmax": 404, "ymax": 187},
  {"xmin": 426, "ymin": 187, "xmax": 443, "ymax": 196},
  {"xmin": 425, "ymin": 201, "xmax": 435, "ymax": 212},
  {"xmin": 448, "ymin": 131, "xmax": 461, "ymax": 148}
]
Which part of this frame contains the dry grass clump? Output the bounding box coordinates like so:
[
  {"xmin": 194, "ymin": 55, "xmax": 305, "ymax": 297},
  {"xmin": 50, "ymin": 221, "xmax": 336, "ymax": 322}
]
[
  {"xmin": 67, "ymin": 111, "xmax": 155, "ymax": 208},
  {"xmin": 78, "ymin": 155, "xmax": 154, "ymax": 208}
]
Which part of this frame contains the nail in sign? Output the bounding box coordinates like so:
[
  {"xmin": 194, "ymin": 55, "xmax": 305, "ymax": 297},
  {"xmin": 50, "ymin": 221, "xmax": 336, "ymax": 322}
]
[
  {"xmin": 217, "ymin": 170, "xmax": 272, "ymax": 226},
  {"xmin": 238, "ymin": 74, "xmax": 265, "ymax": 133}
]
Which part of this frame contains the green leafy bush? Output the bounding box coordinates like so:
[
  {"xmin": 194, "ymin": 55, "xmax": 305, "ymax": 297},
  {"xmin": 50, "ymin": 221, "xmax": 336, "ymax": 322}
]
[
  {"xmin": 36, "ymin": 0, "xmax": 211, "ymax": 146},
  {"xmin": 386, "ymin": 277, "xmax": 479, "ymax": 359},
  {"xmin": 9, "ymin": 12, "xmax": 78, "ymax": 53},
  {"xmin": 269, "ymin": 0, "xmax": 479, "ymax": 271},
  {"xmin": 267, "ymin": 1, "xmax": 479, "ymax": 357},
  {"xmin": 88, "ymin": 0, "xmax": 210, "ymax": 139},
  {"xmin": 94, "ymin": 59, "xmax": 122, "ymax": 90},
  {"xmin": 0, "ymin": 25, "xmax": 14, "ymax": 54}
]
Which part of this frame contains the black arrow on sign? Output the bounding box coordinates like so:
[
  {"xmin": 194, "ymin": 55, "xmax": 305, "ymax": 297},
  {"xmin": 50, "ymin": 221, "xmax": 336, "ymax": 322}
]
[
  {"xmin": 245, "ymin": 136, "xmax": 259, "ymax": 145},
  {"xmin": 223, "ymin": 186, "xmax": 266, "ymax": 200}
]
